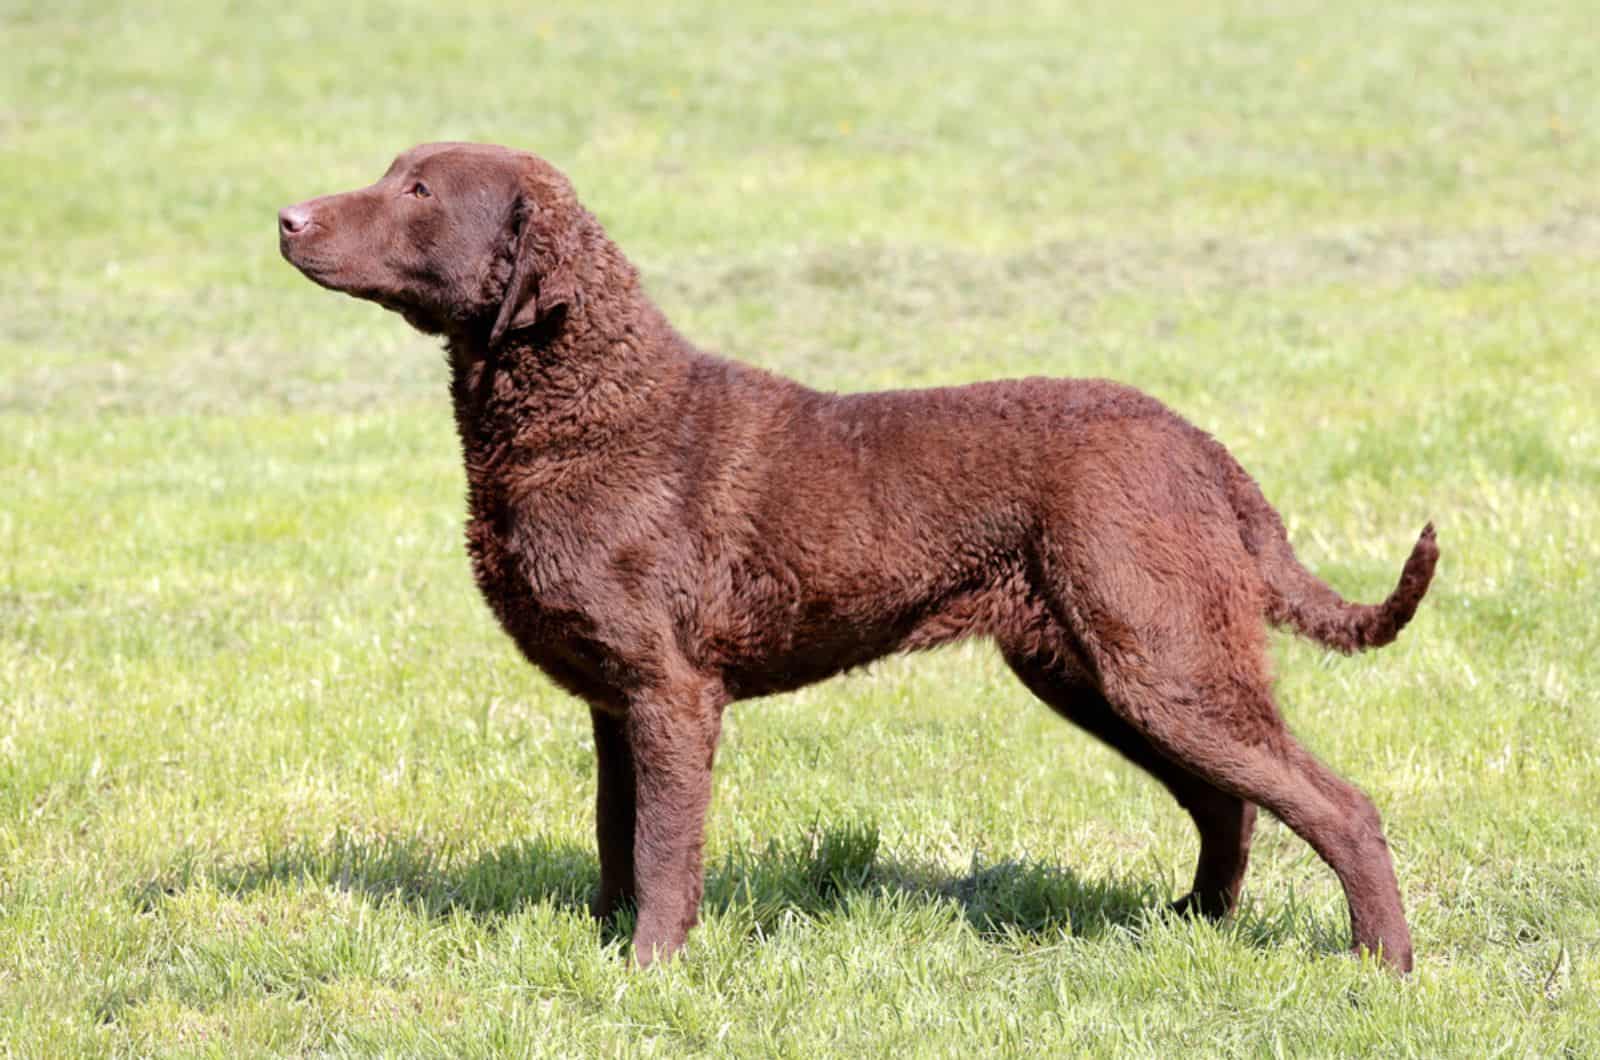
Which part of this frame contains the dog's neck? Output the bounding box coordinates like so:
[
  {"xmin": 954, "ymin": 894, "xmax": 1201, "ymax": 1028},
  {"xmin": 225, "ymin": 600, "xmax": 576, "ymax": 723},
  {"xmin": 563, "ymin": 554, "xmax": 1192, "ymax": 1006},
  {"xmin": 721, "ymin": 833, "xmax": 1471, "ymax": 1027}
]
[{"xmin": 443, "ymin": 269, "xmax": 689, "ymax": 479}]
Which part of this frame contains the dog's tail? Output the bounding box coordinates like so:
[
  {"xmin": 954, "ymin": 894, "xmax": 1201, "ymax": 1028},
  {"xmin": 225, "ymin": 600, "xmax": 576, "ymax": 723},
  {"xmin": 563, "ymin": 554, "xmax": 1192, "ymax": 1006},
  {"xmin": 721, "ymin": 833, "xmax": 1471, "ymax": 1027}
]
[{"xmin": 1223, "ymin": 457, "xmax": 1438, "ymax": 653}]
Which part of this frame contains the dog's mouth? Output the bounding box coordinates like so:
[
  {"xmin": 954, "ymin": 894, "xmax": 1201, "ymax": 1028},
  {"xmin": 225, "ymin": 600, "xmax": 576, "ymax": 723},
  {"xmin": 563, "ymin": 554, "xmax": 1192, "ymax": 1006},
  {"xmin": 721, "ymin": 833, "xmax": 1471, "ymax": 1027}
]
[
  {"xmin": 280, "ymin": 235, "xmax": 327, "ymax": 276},
  {"xmin": 283, "ymin": 252, "xmax": 425, "ymax": 322},
  {"xmin": 280, "ymin": 245, "xmax": 360, "ymax": 297}
]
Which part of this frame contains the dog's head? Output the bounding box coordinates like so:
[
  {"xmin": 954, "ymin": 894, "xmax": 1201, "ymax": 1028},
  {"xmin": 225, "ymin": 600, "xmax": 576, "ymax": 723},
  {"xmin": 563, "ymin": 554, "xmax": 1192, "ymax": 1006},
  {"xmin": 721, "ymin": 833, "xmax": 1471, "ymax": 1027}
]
[{"xmin": 279, "ymin": 142, "xmax": 580, "ymax": 343}]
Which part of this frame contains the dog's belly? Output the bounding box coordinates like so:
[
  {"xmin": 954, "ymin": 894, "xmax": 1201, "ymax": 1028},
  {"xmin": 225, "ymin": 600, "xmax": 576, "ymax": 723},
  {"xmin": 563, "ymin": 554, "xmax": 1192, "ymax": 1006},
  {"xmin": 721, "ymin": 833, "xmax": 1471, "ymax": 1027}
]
[
  {"xmin": 709, "ymin": 566, "xmax": 1040, "ymax": 700},
  {"xmin": 715, "ymin": 622, "xmax": 905, "ymax": 699}
]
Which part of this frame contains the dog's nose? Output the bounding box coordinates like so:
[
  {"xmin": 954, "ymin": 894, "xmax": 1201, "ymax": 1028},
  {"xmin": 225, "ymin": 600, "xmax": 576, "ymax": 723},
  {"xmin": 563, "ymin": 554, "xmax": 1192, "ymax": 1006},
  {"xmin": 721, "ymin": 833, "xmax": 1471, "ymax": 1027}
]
[{"xmin": 278, "ymin": 204, "xmax": 313, "ymax": 236}]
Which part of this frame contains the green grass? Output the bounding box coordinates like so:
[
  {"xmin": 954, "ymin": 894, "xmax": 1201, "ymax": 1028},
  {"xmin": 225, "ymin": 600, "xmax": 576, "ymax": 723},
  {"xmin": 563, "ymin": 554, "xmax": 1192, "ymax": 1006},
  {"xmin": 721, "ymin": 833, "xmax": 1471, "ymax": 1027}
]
[{"xmin": 3, "ymin": 0, "xmax": 1598, "ymax": 1054}]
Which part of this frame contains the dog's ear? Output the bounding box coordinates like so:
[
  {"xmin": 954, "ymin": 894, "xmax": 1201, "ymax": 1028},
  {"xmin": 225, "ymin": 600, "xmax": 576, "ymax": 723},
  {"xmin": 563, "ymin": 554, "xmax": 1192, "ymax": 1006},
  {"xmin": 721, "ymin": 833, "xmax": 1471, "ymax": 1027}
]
[{"xmin": 489, "ymin": 187, "xmax": 579, "ymax": 347}]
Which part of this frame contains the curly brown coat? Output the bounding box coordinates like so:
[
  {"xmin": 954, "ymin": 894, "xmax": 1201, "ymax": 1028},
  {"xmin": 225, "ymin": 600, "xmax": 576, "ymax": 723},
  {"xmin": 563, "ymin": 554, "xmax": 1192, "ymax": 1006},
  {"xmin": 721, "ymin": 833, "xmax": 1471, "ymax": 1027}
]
[{"xmin": 280, "ymin": 143, "xmax": 1438, "ymax": 971}]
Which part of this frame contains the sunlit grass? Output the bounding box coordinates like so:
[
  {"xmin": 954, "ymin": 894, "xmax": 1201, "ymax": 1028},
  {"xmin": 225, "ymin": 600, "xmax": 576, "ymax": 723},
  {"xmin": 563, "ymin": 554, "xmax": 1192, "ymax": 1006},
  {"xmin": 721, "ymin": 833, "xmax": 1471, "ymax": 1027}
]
[{"xmin": 2, "ymin": 0, "xmax": 1597, "ymax": 1054}]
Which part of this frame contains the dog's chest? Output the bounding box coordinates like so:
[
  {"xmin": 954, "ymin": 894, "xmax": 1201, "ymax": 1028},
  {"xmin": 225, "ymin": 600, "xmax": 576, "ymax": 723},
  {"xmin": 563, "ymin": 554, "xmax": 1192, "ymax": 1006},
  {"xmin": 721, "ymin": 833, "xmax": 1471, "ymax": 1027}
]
[{"xmin": 458, "ymin": 463, "xmax": 637, "ymax": 704}]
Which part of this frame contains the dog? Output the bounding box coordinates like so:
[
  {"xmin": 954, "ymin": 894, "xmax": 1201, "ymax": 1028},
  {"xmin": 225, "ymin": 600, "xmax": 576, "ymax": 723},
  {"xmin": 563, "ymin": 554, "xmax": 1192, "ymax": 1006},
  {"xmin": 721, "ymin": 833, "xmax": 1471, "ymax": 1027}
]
[{"xmin": 280, "ymin": 143, "xmax": 1438, "ymax": 970}]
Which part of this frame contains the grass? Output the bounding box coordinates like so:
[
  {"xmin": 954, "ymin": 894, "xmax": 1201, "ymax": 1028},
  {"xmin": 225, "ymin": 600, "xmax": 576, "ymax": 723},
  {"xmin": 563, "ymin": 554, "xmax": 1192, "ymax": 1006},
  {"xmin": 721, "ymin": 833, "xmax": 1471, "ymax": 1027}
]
[{"xmin": 2, "ymin": 0, "xmax": 1598, "ymax": 1054}]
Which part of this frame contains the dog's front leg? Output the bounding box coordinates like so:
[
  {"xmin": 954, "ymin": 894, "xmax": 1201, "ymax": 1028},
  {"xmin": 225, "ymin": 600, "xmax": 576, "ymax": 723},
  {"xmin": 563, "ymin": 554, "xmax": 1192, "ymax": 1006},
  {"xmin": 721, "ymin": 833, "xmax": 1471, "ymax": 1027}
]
[
  {"xmin": 590, "ymin": 706, "xmax": 637, "ymax": 920},
  {"xmin": 625, "ymin": 678, "xmax": 725, "ymax": 967}
]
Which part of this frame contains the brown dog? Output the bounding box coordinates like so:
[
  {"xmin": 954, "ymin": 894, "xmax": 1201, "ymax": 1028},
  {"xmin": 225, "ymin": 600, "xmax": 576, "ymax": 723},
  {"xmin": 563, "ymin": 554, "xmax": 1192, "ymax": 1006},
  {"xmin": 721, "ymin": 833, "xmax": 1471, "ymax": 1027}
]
[{"xmin": 279, "ymin": 143, "xmax": 1438, "ymax": 971}]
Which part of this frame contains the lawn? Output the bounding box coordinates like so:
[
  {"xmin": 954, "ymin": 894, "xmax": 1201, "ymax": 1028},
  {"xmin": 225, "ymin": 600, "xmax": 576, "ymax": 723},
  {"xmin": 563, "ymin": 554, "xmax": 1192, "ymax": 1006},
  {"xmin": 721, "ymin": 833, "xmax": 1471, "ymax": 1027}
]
[{"xmin": 2, "ymin": 1, "xmax": 1598, "ymax": 1055}]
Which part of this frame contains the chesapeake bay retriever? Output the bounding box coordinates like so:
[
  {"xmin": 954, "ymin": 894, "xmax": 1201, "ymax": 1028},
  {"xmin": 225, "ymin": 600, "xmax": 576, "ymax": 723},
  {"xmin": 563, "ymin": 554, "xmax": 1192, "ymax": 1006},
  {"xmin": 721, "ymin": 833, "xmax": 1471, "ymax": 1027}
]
[{"xmin": 279, "ymin": 143, "xmax": 1438, "ymax": 971}]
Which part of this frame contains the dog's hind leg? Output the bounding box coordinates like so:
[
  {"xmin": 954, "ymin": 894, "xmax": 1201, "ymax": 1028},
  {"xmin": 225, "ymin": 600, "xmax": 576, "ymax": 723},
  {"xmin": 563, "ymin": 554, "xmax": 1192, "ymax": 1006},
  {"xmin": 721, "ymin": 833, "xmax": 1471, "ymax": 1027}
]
[
  {"xmin": 1106, "ymin": 669, "xmax": 1412, "ymax": 971},
  {"xmin": 1038, "ymin": 528, "xmax": 1414, "ymax": 970},
  {"xmin": 1004, "ymin": 648, "xmax": 1256, "ymax": 919}
]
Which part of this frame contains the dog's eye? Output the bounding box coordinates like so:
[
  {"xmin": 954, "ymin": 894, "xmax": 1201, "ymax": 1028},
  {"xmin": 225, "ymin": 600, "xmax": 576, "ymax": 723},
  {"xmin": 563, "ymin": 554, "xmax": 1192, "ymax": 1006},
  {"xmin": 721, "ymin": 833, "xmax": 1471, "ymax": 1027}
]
[{"xmin": 409, "ymin": 182, "xmax": 431, "ymax": 199}]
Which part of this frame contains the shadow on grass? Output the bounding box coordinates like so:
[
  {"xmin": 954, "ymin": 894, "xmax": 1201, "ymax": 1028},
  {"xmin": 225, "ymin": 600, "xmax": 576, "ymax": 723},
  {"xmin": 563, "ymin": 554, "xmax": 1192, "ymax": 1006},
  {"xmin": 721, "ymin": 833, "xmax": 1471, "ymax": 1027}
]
[
  {"xmin": 703, "ymin": 821, "xmax": 1169, "ymax": 943},
  {"xmin": 131, "ymin": 822, "xmax": 1302, "ymax": 951}
]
